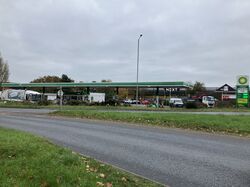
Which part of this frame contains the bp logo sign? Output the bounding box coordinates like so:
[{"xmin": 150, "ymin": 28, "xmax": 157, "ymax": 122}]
[
  {"xmin": 236, "ymin": 75, "xmax": 249, "ymax": 107},
  {"xmin": 237, "ymin": 75, "xmax": 249, "ymax": 86}
]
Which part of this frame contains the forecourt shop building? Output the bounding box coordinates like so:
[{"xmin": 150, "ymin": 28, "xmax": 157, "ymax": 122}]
[{"xmin": 1, "ymin": 81, "xmax": 193, "ymax": 101}]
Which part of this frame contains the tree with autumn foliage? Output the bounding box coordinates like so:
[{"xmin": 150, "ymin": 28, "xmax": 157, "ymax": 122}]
[
  {"xmin": 30, "ymin": 74, "xmax": 74, "ymax": 93},
  {"xmin": 31, "ymin": 74, "xmax": 74, "ymax": 83}
]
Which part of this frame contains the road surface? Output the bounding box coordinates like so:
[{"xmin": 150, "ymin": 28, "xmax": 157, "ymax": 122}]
[{"xmin": 0, "ymin": 108, "xmax": 250, "ymax": 187}]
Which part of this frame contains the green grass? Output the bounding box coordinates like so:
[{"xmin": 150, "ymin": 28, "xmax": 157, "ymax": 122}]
[
  {"xmin": 46, "ymin": 105, "xmax": 170, "ymax": 111},
  {"xmin": 52, "ymin": 110, "xmax": 250, "ymax": 136},
  {"xmin": 0, "ymin": 127, "xmax": 161, "ymax": 187},
  {"xmin": 1, "ymin": 101, "xmax": 250, "ymax": 112},
  {"xmin": 45, "ymin": 104, "xmax": 250, "ymax": 112},
  {"xmin": 0, "ymin": 101, "xmax": 40, "ymax": 109}
]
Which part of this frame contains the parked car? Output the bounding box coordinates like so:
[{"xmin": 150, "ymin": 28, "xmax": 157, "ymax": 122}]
[
  {"xmin": 141, "ymin": 100, "xmax": 150, "ymax": 105},
  {"xmin": 123, "ymin": 99, "xmax": 133, "ymax": 104},
  {"xmin": 169, "ymin": 98, "xmax": 184, "ymax": 107},
  {"xmin": 123, "ymin": 99, "xmax": 140, "ymax": 105}
]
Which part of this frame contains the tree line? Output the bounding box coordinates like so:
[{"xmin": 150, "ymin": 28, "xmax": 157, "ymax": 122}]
[{"xmin": 0, "ymin": 53, "xmax": 9, "ymax": 83}]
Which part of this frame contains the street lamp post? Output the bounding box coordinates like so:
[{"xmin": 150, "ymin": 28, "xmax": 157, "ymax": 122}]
[{"xmin": 136, "ymin": 34, "xmax": 143, "ymax": 105}]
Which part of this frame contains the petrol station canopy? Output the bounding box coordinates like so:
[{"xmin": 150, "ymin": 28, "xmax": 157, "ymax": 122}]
[{"xmin": 1, "ymin": 81, "xmax": 192, "ymax": 89}]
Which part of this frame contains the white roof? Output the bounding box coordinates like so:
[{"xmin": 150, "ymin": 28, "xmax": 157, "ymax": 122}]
[{"xmin": 25, "ymin": 90, "xmax": 41, "ymax": 95}]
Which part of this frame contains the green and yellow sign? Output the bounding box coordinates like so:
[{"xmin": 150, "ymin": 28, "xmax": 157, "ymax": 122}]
[
  {"xmin": 236, "ymin": 75, "xmax": 249, "ymax": 107},
  {"xmin": 237, "ymin": 75, "xmax": 249, "ymax": 86},
  {"xmin": 238, "ymin": 77, "xmax": 248, "ymax": 85}
]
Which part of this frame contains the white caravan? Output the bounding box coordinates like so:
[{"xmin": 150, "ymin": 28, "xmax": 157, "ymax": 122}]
[
  {"xmin": 0, "ymin": 89, "xmax": 41, "ymax": 102},
  {"xmin": 88, "ymin": 93, "xmax": 105, "ymax": 103}
]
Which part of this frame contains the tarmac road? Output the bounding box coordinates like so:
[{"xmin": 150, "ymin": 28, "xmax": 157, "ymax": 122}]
[{"xmin": 0, "ymin": 108, "xmax": 250, "ymax": 187}]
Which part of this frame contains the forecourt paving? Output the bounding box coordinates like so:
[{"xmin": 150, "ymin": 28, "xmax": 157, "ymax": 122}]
[{"xmin": 0, "ymin": 108, "xmax": 250, "ymax": 187}]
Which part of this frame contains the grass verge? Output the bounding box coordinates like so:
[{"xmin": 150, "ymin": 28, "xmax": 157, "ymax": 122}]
[
  {"xmin": 1, "ymin": 101, "xmax": 250, "ymax": 112},
  {"xmin": 45, "ymin": 104, "xmax": 250, "ymax": 112},
  {"xmin": 0, "ymin": 127, "xmax": 161, "ymax": 187},
  {"xmin": 2, "ymin": 102, "xmax": 250, "ymax": 113},
  {"xmin": 52, "ymin": 110, "xmax": 250, "ymax": 136},
  {"xmin": 0, "ymin": 101, "xmax": 40, "ymax": 109}
]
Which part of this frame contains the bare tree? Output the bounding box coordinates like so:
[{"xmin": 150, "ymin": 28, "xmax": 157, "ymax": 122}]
[
  {"xmin": 193, "ymin": 81, "xmax": 206, "ymax": 92},
  {"xmin": 0, "ymin": 53, "xmax": 9, "ymax": 83},
  {"xmin": 188, "ymin": 81, "xmax": 206, "ymax": 95}
]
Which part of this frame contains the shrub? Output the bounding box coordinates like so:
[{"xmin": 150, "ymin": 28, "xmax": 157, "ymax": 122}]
[
  {"xmin": 105, "ymin": 100, "xmax": 119, "ymax": 106},
  {"xmin": 164, "ymin": 100, "xmax": 170, "ymax": 106},
  {"xmin": 37, "ymin": 100, "xmax": 52, "ymax": 106},
  {"xmin": 185, "ymin": 102, "xmax": 198, "ymax": 109},
  {"xmin": 216, "ymin": 100, "xmax": 235, "ymax": 108},
  {"xmin": 66, "ymin": 100, "xmax": 83, "ymax": 105}
]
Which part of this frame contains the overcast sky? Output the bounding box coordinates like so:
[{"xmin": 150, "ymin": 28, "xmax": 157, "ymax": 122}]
[{"xmin": 1, "ymin": 0, "xmax": 250, "ymax": 86}]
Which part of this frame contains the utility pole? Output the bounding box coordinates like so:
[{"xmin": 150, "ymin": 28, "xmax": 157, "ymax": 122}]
[{"xmin": 136, "ymin": 34, "xmax": 143, "ymax": 105}]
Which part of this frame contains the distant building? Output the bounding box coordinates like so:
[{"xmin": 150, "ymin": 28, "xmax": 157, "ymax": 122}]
[{"xmin": 215, "ymin": 84, "xmax": 236, "ymax": 100}]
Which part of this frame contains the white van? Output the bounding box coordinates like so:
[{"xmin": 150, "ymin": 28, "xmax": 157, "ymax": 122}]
[
  {"xmin": 201, "ymin": 96, "xmax": 215, "ymax": 108},
  {"xmin": 169, "ymin": 98, "xmax": 184, "ymax": 107}
]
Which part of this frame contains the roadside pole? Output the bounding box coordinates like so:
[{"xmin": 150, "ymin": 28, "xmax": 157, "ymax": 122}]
[
  {"xmin": 156, "ymin": 87, "xmax": 159, "ymax": 108},
  {"xmin": 156, "ymin": 96, "xmax": 159, "ymax": 108},
  {"xmin": 59, "ymin": 87, "xmax": 63, "ymax": 110}
]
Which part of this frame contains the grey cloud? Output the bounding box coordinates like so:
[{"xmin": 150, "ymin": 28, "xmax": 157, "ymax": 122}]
[{"xmin": 1, "ymin": 0, "xmax": 250, "ymax": 86}]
